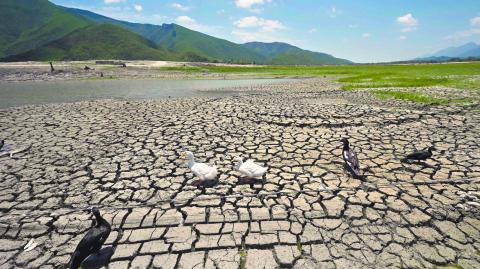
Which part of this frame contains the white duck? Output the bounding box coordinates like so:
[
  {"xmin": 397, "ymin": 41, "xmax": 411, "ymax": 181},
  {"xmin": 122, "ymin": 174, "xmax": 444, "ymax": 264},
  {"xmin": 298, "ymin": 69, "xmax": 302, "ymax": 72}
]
[
  {"xmin": 181, "ymin": 151, "xmax": 218, "ymax": 181},
  {"xmin": 234, "ymin": 157, "xmax": 268, "ymax": 179}
]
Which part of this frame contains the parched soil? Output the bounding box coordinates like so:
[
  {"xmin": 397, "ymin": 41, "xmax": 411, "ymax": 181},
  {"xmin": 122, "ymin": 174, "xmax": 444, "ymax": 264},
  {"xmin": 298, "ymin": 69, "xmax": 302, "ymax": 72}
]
[{"xmin": 0, "ymin": 78, "xmax": 479, "ymax": 269}]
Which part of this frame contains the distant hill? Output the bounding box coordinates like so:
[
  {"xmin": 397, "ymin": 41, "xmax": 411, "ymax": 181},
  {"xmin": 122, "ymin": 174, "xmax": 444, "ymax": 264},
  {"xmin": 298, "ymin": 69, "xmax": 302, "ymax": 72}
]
[
  {"xmin": 155, "ymin": 24, "xmax": 266, "ymax": 63},
  {"xmin": 66, "ymin": 8, "xmax": 266, "ymax": 63},
  {"xmin": 67, "ymin": 8, "xmax": 347, "ymax": 65},
  {"xmin": 0, "ymin": 0, "xmax": 91, "ymax": 58},
  {"xmin": 64, "ymin": 7, "xmax": 172, "ymax": 44},
  {"xmin": 242, "ymin": 42, "xmax": 351, "ymax": 65},
  {"xmin": 4, "ymin": 24, "xmax": 177, "ymax": 61},
  {"xmin": 458, "ymin": 46, "xmax": 480, "ymax": 58},
  {"xmin": 417, "ymin": 42, "xmax": 480, "ymax": 61},
  {"xmin": 1, "ymin": 0, "xmax": 352, "ymax": 64}
]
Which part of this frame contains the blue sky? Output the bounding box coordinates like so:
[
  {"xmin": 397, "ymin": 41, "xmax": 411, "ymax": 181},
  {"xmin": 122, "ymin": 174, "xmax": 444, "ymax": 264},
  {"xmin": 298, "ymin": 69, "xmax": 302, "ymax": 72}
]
[{"xmin": 51, "ymin": 0, "xmax": 480, "ymax": 62}]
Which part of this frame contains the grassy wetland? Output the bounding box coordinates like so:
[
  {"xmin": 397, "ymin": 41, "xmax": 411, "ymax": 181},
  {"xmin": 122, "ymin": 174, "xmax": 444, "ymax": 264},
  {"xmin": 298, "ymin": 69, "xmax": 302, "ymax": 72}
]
[{"xmin": 161, "ymin": 62, "xmax": 480, "ymax": 105}]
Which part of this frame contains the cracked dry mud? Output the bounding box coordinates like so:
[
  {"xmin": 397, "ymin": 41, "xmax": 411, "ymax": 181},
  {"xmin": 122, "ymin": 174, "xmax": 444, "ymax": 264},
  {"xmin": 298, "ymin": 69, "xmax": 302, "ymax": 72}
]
[{"xmin": 1, "ymin": 78, "xmax": 480, "ymax": 269}]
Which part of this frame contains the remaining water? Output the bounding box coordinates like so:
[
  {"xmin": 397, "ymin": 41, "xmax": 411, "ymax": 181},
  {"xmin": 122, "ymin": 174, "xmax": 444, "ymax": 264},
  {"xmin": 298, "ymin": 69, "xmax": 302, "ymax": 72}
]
[{"xmin": 0, "ymin": 78, "xmax": 295, "ymax": 108}]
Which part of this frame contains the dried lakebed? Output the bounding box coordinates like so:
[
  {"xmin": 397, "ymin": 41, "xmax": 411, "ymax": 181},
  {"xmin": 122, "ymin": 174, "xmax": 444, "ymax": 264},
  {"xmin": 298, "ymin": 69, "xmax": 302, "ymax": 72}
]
[{"xmin": 0, "ymin": 78, "xmax": 479, "ymax": 269}]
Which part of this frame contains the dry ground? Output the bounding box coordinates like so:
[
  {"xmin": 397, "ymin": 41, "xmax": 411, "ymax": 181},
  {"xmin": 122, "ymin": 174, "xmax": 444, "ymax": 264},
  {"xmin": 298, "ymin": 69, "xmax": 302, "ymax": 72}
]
[{"xmin": 0, "ymin": 78, "xmax": 479, "ymax": 269}]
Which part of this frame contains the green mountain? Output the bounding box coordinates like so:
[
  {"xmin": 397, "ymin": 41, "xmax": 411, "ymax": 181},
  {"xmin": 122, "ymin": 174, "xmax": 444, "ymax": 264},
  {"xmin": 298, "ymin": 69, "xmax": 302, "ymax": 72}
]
[
  {"xmin": 4, "ymin": 24, "xmax": 177, "ymax": 61},
  {"xmin": 0, "ymin": 0, "xmax": 90, "ymax": 58},
  {"xmin": 1, "ymin": 1, "xmax": 352, "ymax": 64},
  {"xmin": 68, "ymin": 7, "xmax": 350, "ymax": 65},
  {"xmin": 63, "ymin": 7, "xmax": 169, "ymax": 43},
  {"xmin": 66, "ymin": 8, "xmax": 266, "ymax": 63},
  {"xmin": 155, "ymin": 24, "xmax": 266, "ymax": 63},
  {"xmin": 242, "ymin": 42, "xmax": 351, "ymax": 65}
]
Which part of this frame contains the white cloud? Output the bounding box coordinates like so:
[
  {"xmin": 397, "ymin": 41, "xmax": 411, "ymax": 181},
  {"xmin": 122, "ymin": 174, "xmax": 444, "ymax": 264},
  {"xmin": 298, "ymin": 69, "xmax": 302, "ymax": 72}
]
[
  {"xmin": 445, "ymin": 28, "xmax": 480, "ymax": 40},
  {"xmin": 362, "ymin": 33, "xmax": 371, "ymax": 38},
  {"xmin": 235, "ymin": 0, "xmax": 272, "ymax": 9},
  {"xmin": 399, "ymin": 35, "xmax": 407, "ymax": 40},
  {"xmin": 308, "ymin": 28, "xmax": 317, "ymax": 33},
  {"xmin": 175, "ymin": 16, "xmax": 222, "ymax": 36},
  {"xmin": 217, "ymin": 9, "xmax": 225, "ymax": 14},
  {"xmin": 171, "ymin": 3, "xmax": 190, "ymax": 12},
  {"xmin": 397, "ymin": 13, "xmax": 418, "ymax": 33},
  {"xmin": 231, "ymin": 29, "xmax": 303, "ymax": 46},
  {"xmin": 470, "ymin": 16, "xmax": 480, "ymax": 26},
  {"xmin": 133, "ymin": 4, "xmax": 142, "ymax": 12},
  {"xmin": 397, "ymin": 13, "xmax": 418, "ymax": 26},
  {"xmin": 234, "ymin": 16, "xmax": 260, "ymax": 28},
  {"xmin": 444, "ymin": 16, "xmax": 480, "ymax": 40},
  {"xmin": 231, "ymin": 30, "xmax": 280, "ymax": 43},
  {"xmin": 328, "ymin": 6, "xmax": 342, "ymax": 18},
  {"xmin": 104, "ymin": 0, "xmax": 126, "ymax": 4},
  {"xmin": 176, "ymin": 15, "xmax": 195, "ymax": 24},
  {"xmin": 234, "ymin": 16, "xmax": 285, "ymax": 32}
]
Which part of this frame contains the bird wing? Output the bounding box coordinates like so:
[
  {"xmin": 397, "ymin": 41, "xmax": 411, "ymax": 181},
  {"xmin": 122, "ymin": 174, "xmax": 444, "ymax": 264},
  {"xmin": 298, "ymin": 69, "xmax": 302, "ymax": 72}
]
[
  {"xmin": 204, "ymin": 166, "xmax": 218, "ymax": 180},
  {"xmin": 73, "ymin": 229, "xmax": 102, "ymax": 253},
  {"xmin": 192, "ymin": 163, "xmax": 215, "ymax": 177},
  {"xmin": 344, "ymin": 149, "xmax": 360, "ymax": 171},
  {"xmin": 91, "ymin": 226, "xmax": 111, "ymax": 253},
  {"xmin": 241, "ymin": 160, "xmax": 267, "ymax": 178},
  {"xmin": 351, "ymin": 150, "xmax": 360, "ymax": 170},
  {"xmin": 243, "ymin": 160, "xmax": 264, "ymax": 174},
  {"xmin": 69, "ymin": 228, "xmax": 105, "ymax": 268}
]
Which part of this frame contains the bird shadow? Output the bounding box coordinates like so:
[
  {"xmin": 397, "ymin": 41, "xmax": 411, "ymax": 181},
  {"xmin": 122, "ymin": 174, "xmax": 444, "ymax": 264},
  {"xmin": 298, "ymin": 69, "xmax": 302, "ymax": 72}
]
[
  {"xmin": 237, "ymin": 177, "xmax": 265, "ymax": 185},
  {"xmin": 343, "ymin": 164, "xmax": 366, "ymax": 181},
  {"xmin": 402, "ymin": 160, "xmax": 437, "ymax": 169},
  {"xmin": 191, "ymin": 179, "xmax": 219, "ymax": 188},
  {"xmin": 80, "ymin": 246, "xmax": 114, "ymax": 269}
]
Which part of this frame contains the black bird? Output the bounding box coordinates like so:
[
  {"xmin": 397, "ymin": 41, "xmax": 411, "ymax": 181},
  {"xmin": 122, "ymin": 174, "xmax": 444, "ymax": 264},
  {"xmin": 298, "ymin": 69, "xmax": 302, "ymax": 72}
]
[
  {"xmin": 0, "ymin": 140, "xmax": 4, "ymax": 151},
  {"xmin": 68, "ymin": 208, "xmax": 111, "ymax": 269},
  {"xmin": 80, "ymin": 246, "xmax": 114, "ymax": 269},
  {"xmin": 402, "ymin": 146, "xmax": 436, "ymax": 163},
  {"xmin": 341, "ymin": 138, "xmax": 362, "ymax": 179}
]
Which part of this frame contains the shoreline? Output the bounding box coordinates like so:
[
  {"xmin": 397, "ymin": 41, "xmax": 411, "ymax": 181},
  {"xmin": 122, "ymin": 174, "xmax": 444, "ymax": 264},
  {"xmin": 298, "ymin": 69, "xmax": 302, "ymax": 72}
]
[{"xmin": 0, "ymin": 61, "xmax": 276, "ymax": 83}]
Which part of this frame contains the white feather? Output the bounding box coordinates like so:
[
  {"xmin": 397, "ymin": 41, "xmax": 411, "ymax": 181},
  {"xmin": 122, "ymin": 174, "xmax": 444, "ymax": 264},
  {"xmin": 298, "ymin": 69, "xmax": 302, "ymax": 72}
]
[
  {"xmin": 191, "ymin": 163, "xmax": 218, "ymax": 180},
  {"xmin": 184, "ymin": 151, "xmax": 218, "ymax": 181},
  {"xmin": 235, "ymin": 158, "xmax": 267, "ymax": 178}
]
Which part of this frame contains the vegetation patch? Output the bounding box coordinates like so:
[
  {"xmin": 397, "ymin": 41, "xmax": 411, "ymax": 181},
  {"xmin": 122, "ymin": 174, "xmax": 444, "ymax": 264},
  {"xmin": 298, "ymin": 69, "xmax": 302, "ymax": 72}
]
[
  {"xmin": 159, "ymin": 66, "xmax": 205, "ymax": 72},
  {"xmin": 159, "ymin": 63, "xmax": 480, "ymax": 105},
  {"xmin": 372, "ymin": 90, "xmax": 450, "ymax": 105},
  {"xmin": 239, "ymin": 249, "xmax": 247, "ymax": 269},
  {"xmin": 160, "ymin": 62, "xmax": 480, "ymax": 92}
]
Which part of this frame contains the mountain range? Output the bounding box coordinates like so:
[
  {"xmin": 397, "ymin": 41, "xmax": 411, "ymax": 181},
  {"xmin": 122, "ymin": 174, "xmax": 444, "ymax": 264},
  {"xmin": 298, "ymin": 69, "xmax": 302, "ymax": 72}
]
[
  {"xmin": 416, "ymin": 42, "xmax": 480, "ymax": 61},
  {"xmin": 0, "ymin": 0, "xmax": 351, "ymax": 65}
]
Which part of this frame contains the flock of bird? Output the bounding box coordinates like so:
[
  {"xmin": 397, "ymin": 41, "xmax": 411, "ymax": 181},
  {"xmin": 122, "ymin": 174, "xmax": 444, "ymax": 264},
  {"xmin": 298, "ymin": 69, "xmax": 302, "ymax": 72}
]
[
  {"xmin": 180, "ymin": 138, "xmax": 436, "ymax": 184},
  {"xmin": 180, "ymin": 150, "xmax": 269, "ymax": 184},
  {"xmin": 1, "ymin": 137, "xmax": 436, "ymax": 269}
]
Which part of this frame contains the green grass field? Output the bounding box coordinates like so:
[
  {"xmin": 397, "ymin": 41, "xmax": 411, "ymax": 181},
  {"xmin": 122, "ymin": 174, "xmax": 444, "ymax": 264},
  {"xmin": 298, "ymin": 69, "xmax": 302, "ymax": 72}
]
[{"xmin": 161, "ymin": 62, "xmax": 480, "ymax": 105}]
